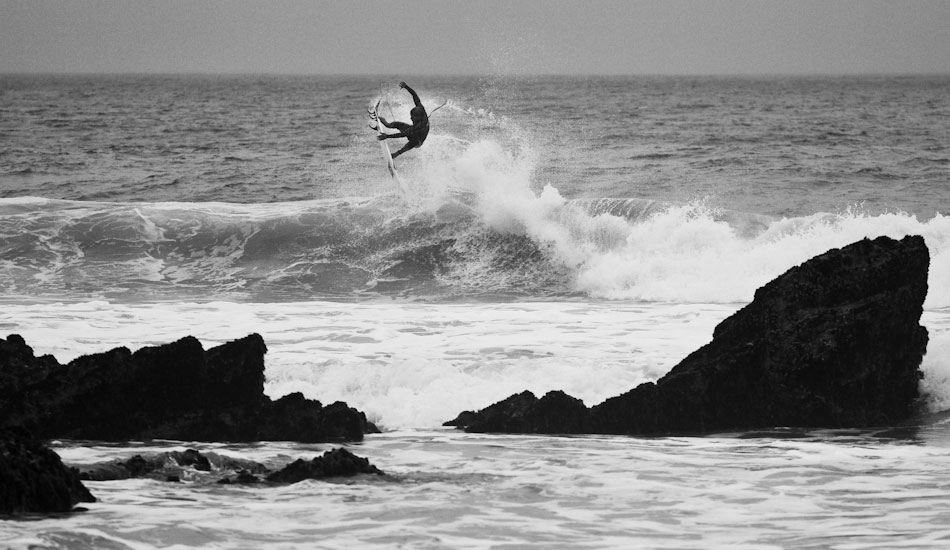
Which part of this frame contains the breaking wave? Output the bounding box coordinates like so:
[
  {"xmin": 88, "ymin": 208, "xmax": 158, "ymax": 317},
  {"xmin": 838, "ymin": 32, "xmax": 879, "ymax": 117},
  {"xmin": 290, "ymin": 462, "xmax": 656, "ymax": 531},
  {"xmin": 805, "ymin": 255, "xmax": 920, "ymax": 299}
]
[{"xmin": 1, "ymin": 190, "xmax": 947, "ymax": 307}]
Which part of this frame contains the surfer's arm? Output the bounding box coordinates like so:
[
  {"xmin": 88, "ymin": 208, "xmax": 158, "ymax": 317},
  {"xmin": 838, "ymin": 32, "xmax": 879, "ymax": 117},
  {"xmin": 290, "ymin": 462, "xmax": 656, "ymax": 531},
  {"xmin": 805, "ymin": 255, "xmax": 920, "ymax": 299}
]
[
  {"xmin": 400, "ymin": 81, "xmax": 423, "ymax": 109},
  {"xmin": 377, "ymin": 132, "xmax": 406, "ymax": 141}
]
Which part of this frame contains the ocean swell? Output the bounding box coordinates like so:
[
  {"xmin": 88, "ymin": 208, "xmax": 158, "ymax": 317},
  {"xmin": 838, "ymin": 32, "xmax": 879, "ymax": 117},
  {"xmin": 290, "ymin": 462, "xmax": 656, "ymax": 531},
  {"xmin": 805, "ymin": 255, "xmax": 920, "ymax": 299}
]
[{"xmin": 0, "ymin": 194, "xmax": 948, "ymax": 306}]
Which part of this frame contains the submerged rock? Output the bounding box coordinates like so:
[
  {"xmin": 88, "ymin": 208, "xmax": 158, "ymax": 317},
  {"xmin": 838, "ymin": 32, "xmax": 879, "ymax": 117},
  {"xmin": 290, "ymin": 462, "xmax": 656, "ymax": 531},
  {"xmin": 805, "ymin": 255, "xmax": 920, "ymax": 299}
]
[
  {"xmin": 78, "ymin": 446, "xmax": 384, "ymax": 486},
  {"xmin": 0, "ymin": 333, "xmax": 378, "ymax": 443},
  {"xmin": 448, "ymin": 235, "xmax": 930, "ymax": 435},
  {"xmin": 0, "ymin": 427, "xmax": 95, "ymax": 515},
  {"xmin": 266, "ymin": 448, "xmax": 384, "ymax": 483},
  {"xmin": 79, "ymin": 449, "xmax": 221, "ymax": 481}
]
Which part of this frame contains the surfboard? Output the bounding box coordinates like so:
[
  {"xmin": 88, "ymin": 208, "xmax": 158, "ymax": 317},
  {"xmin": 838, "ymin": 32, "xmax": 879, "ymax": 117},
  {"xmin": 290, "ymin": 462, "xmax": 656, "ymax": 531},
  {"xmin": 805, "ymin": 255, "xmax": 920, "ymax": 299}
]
[{"xmin": 370, "ymin": 99, "xmax": 408, "ymax": 195}]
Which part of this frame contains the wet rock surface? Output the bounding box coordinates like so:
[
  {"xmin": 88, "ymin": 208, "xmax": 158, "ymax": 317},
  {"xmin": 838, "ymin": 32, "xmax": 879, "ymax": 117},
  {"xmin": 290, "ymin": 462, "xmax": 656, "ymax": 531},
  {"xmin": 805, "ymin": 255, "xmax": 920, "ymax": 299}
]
[{"xmin": 0, "ymin": 427, "xmax": 95, "ymax": 515}]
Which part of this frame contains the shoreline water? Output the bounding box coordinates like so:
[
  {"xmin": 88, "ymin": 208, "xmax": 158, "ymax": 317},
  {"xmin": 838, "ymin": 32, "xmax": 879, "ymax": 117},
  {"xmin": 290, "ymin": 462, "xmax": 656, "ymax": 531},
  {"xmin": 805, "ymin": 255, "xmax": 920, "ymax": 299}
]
[{"xmin": 2, "ymin": 426, "xmax": 947, "ymax": 549}]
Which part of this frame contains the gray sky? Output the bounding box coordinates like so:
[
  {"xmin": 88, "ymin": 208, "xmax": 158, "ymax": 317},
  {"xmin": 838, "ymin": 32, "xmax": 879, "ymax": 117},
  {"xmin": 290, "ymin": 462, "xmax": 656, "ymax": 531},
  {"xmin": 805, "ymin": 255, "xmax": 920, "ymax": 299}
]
[{"xmin": 2, "ymin": 0, "xmax": 949, "ymax": 75}]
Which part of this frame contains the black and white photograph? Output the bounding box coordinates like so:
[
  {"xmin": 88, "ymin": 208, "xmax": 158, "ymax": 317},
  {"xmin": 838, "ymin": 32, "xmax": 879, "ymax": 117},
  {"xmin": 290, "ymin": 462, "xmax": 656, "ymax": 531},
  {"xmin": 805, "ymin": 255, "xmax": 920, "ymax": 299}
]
[{"xmin": 2, "ymin": 0, "xmax": 949, "ymax": 547}]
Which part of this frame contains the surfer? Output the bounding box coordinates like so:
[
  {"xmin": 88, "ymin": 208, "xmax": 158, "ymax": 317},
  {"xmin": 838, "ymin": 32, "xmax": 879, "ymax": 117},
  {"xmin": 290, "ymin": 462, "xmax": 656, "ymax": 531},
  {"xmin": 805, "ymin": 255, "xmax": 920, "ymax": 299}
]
[{"xmin": 375, "ymin": 82, "xmax": 429, "ymax": 159}]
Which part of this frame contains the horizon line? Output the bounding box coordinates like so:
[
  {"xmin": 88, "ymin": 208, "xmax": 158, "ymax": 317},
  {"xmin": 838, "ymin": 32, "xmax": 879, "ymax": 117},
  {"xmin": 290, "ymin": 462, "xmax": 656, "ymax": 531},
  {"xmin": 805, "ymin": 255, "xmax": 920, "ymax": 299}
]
[{"xmin": 3, "ymin": 70, "xmax": 950, "ymax": 79}]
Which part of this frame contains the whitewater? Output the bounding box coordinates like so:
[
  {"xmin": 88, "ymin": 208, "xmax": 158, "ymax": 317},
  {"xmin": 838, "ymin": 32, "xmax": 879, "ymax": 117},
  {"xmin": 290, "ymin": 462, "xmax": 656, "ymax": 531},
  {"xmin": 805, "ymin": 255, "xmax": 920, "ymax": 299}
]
[{"xmin": 2, "ymin": 74, "xmax": 950, "ymax": 548}]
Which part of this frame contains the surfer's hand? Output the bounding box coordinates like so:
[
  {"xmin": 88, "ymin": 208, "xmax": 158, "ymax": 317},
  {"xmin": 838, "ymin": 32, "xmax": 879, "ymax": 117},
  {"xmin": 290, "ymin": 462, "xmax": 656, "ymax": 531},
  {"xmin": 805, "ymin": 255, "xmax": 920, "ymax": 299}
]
[
  {"xmin": 376, "ymin": 135, "xmax": 386, "ymax": 141},
  {"xmin": 399, "ymin": 81, "xmax": 408, "ymax": 89}
]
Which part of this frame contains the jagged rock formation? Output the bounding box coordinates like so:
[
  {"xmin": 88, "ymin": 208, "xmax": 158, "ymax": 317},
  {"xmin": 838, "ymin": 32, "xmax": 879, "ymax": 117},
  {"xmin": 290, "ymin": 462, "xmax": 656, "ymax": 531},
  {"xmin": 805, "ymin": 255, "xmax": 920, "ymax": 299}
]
[
  {"xmin": 447, "ymin": 235, "xmax": 930, "ymax": 435},
  {"xmin": 0, "ymin": 333, "xmax": 377, "ymax": 443}
]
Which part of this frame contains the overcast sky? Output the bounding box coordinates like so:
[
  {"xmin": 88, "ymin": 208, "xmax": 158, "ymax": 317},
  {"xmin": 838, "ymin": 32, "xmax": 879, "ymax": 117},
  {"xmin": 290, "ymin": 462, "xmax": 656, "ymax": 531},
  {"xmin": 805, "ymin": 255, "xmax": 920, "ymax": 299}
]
[{"xmin": 2, "ymin": 0, "xmax": 949, "ymax": 75}]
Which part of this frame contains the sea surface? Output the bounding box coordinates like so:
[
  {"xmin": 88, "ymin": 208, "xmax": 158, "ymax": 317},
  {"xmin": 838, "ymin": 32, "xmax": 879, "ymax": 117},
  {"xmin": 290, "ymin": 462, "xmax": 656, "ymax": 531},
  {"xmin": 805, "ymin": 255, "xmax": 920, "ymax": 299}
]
[{"xmin": 2, "ymin": 74, "xmax": 950, "ymax": 548}]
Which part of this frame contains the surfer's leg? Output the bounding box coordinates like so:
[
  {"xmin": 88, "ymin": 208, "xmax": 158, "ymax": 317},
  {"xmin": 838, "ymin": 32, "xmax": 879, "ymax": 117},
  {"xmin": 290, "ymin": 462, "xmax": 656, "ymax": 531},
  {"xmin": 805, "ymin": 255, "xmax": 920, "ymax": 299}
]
[{"xmin": 391, "ymin": 142, "xmax": 417, "ymax": 159}]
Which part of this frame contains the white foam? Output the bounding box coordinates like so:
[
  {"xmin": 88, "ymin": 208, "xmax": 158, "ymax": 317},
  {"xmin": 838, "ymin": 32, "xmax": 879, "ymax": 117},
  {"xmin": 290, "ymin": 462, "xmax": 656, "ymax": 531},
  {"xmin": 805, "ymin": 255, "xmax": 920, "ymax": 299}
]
[
  {"xmin": 920, "ymin": 311, "xmax": 950, "ymax": 413},
  {"xmin": 576, "ymin": 207, "xmax": 950, "ymax": 306}
]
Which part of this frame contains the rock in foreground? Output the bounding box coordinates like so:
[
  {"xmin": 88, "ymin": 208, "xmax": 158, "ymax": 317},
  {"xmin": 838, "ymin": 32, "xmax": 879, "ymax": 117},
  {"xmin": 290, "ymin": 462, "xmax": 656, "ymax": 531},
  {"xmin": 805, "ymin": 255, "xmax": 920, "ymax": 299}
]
[
  {"xmin": 448, "ymin": 235, "xmax": 930, "ymax": 435},
  {"xmin": 0, "ymin": 427, "xmax": 95, "ymax": 515},
  {"xmin": 0, "ymin": 333, "xmax": 377, "ymax": 443}
]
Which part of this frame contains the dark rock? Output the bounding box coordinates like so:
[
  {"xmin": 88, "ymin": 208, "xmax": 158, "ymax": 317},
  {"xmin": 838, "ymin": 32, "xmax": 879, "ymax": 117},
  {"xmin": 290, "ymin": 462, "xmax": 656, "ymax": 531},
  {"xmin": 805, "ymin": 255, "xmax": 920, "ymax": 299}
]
[
  {"xmin": 530, "ymin": 390, "xmax": 590, "ymax": 433},
  {"xmin": 265, "ymin": 448, "xmax": 384, "ymax": 484},
  {"xmin": 450, "ymin": 235, "xmax": 930, "ymax": 435},
  {"xmin": 0, "ymin": 333, "xmax": 376, "ymax": 443},
  {"xmin": 80, "ymin": 448, "xmax": 217, "ymax": 481},
  {"xmin": 256, "ymin": 392, "xmax": 380, "ymax": 443},
  {"xmin": 77, "ymin": 445, "xmax": 384, "ymax": 486},
  {"xmin": 442, "ymin": 409, "xmax": 479, "ymax": 428},
  {"xmin": 0, "ymin": 334, "xmax": 59, "ymax": 393},
  {"xmin": 0, "ymin": 335, "xmax": 63, "ymax": 427},
  {"xmin": 445, "ymin": 391, "xmax": 537, "ymax": 432},
  {"xmin": 444, "ymin": 390, "xmax": 588, "ymax": 433},
  {"xmin": 0, "ymin": 427, "xmax": 95, "ymax": 515}
]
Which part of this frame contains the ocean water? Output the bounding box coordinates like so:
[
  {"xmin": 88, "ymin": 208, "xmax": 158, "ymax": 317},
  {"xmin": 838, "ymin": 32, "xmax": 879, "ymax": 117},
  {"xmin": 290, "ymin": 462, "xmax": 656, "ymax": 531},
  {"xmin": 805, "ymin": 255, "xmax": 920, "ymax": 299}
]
[{"xmin": 2, "ymin": 74, "xmax": 950, "ymax": 548}]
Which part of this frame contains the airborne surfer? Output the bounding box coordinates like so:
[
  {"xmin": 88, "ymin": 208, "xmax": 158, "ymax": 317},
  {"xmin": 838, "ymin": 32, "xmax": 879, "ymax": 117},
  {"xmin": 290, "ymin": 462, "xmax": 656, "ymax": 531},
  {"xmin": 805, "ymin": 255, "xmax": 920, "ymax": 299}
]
[{"xmin": 372, "ymin": 81, "xmax": 429, "ymax": 159}]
